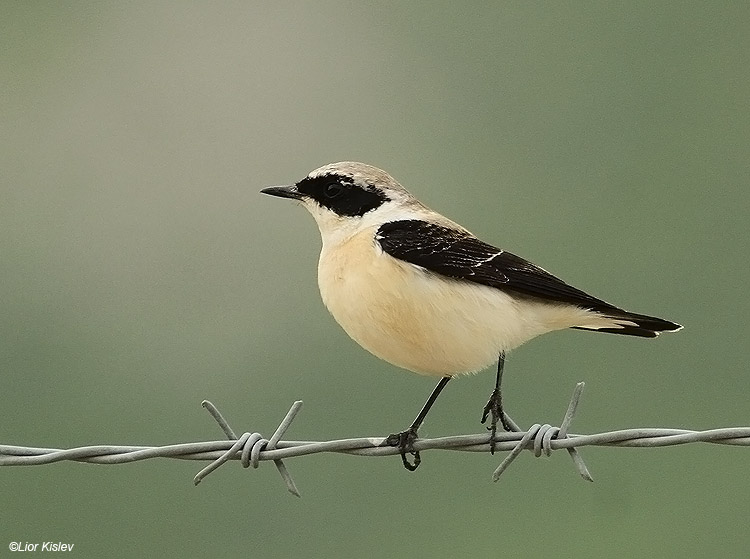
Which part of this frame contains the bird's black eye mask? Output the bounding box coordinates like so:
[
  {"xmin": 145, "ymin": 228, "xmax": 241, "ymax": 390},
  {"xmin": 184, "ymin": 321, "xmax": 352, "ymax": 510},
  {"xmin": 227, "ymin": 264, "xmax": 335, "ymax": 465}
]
[{"xmin": 296, "ymin": 173, "xmax": 390, "ymax": 217}]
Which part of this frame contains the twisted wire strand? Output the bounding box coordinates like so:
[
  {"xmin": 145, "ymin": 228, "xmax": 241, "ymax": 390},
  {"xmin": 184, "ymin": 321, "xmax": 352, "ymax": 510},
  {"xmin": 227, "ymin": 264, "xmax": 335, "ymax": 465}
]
[{"xmin": 2, "ymin": 383, "xmax": 749, "ymax": 497}]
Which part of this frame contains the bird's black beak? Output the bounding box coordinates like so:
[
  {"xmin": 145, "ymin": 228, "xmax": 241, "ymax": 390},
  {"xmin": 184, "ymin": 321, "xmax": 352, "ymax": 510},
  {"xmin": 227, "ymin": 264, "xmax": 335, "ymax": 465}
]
[{"xmin": 260, "ymin": 185, "xmax": 303, "ymax": 200}]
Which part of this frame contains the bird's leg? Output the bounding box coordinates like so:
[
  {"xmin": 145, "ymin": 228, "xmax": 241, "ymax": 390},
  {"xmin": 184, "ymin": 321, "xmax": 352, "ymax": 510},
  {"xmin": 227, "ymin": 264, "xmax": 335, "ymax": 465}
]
[
  {"xmin": 481, "ymin": 352, "xmax": 519, "ymax": 453},
  {"xmin": 385, "ymin": 376, "xmax": 451, "ymax": 471}
]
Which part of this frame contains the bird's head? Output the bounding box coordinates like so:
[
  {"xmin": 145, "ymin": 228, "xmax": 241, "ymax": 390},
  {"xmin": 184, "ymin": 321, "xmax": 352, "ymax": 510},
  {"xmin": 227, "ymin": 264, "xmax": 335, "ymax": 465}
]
[{"xmin": 261, "ymin": 162, "xmax": 424, "ymax": 244}]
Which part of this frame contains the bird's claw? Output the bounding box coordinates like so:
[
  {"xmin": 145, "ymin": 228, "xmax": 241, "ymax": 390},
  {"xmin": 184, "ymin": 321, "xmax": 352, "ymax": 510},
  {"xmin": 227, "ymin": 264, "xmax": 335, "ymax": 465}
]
[
  {"xmin": 481, "ymin": 388, "xmax": 517, "ymax": 454},
  {"xmin": 385, "ymin": 427, "xmax": 420, "ymax": 471}
]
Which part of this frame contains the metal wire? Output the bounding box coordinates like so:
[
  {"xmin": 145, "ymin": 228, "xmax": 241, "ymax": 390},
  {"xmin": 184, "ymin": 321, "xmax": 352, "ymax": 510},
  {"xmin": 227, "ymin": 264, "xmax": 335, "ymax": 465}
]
[{"xmin": 2, "ymin": 382, "xmax": 749, "ymax": 497}]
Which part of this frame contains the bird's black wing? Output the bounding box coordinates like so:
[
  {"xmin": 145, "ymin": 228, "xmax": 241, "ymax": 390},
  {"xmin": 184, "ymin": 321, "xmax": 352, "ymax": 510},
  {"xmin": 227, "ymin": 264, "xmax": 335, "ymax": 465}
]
[{"xmin": 375, "ymin": 219, "xmax": 617, "ymax": 311}]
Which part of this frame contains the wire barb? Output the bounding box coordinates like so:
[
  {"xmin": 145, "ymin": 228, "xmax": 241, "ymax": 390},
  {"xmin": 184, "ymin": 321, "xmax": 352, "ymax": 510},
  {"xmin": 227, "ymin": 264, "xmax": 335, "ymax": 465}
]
[
  {"xmin": 491, "ymin": 381, "xmax": 591, "ymax": 482},
  {"xmin": 193, "ymin": 400, "xmax": 302, "ymax": 497},
  {"xmin": 2, "ymin": 384, "xmax": 750, "ymax": 497}
]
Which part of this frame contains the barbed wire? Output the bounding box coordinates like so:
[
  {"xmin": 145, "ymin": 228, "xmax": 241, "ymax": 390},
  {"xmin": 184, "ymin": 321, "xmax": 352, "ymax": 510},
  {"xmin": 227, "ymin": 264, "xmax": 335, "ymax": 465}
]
[{"xmin": 2, "ymin": 382, "xmax": 749, "ymax": 497}]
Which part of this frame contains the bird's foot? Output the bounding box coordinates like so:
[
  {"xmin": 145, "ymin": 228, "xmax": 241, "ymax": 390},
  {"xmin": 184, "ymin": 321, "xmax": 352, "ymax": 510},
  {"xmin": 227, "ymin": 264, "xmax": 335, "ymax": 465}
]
[
  {"xmin": 481, "ymin": 388, "xmax": 519, "ymax": 454},
  {"xmin": 385, "ymin": 427, "xmax": 421, "ymax": 471}
]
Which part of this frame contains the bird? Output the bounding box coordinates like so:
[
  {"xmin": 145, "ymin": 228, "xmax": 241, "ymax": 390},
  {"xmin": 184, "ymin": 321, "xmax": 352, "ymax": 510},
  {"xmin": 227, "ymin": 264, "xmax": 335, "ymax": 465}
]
[{"xmin": 260, "ymin": 161, "xmax": 682, "ymax": 471}]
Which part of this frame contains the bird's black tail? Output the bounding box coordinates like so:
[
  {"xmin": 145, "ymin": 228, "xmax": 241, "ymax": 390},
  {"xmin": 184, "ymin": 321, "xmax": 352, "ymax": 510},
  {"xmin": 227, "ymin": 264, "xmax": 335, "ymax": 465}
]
[{"xmin": 573, "ymin": 310, "xmax": 682, "ymax": 338}]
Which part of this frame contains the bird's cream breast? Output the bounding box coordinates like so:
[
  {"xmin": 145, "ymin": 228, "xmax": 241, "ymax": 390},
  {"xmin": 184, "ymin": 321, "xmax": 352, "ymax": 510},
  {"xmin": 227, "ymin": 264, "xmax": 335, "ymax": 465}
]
[{"xmin": 316, "ymin": 228, "xmax": 569, "ymax": 376}]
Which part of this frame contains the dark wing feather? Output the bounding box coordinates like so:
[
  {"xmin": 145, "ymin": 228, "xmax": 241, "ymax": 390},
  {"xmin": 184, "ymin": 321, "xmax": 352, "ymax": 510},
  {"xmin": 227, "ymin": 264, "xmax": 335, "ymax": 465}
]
[{"xmin": 375, "ymin": 220, "xmax": 618, "ymax": 311}]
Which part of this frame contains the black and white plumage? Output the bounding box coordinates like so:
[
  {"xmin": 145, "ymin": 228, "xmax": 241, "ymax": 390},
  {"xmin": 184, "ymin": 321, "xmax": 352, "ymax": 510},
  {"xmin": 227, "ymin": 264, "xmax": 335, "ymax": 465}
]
[
  {"xmin": 375, "ymin": 219, "xmax": 678, "ymax": 338},
  {"xmin": 262, "ymin": 161, "xmax": 680, "ymax": 376},
  {"xmin": 261, "ymin": 161, "xmax": 681, "ymax": 467}
]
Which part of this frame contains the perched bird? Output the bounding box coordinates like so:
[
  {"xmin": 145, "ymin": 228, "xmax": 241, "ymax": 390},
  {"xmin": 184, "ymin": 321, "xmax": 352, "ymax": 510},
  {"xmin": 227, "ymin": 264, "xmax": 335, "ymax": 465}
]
[{"xmin": 261, "ymin": 162, "xmax": 681, "ymax": 470}]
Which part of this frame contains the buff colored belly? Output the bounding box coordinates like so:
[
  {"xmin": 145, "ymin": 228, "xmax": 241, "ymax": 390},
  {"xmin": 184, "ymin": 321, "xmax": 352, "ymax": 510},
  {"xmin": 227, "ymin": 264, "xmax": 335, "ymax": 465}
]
[{"xmin": 317, "ymin": 230, "xmax": 587, "ymax": 376}]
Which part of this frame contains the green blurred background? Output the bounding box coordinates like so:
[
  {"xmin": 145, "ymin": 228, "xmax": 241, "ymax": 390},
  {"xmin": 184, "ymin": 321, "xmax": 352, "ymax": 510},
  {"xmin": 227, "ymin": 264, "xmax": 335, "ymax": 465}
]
[{"xmin": 2, "ymin": 2, "xmax": 749, "ymax": 557}]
